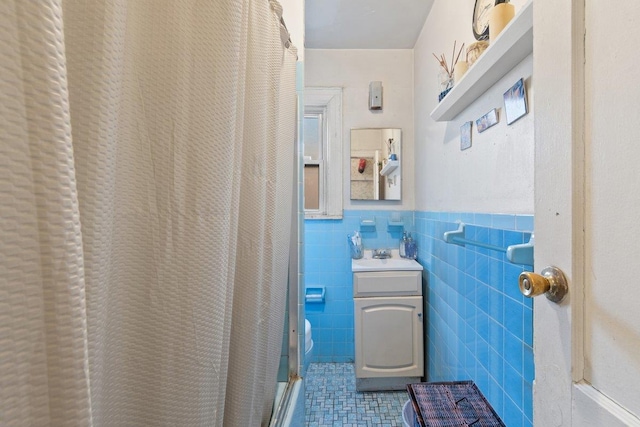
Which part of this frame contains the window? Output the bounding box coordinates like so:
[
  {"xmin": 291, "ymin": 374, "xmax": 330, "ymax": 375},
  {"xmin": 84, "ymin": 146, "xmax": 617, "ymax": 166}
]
[
  {"xmin": 304, "ymin": 88, "xmax": 342, "ymax": 219},
  {"xmin": 303, "ymin": 111, "xmax": 323, "ymax": 211}
]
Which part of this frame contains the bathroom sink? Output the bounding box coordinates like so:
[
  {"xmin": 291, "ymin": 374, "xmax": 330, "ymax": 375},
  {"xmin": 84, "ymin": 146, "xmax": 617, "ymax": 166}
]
[{"xmin": 352, "ymin": 250, "xmax": 423, "ymax": 272}]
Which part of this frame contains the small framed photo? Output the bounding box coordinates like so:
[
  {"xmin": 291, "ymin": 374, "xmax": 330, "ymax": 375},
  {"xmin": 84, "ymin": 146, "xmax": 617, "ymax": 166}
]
[
  {"xmin": 460, "ymin": 121, "xmax": 472, "ymax": 151},
  {"xmin": 476, "ymin": 108, "xmax": 498, "ymax": 133},
  {"xmin": 504, "ymin": 78, "xmax": 528, "ymax": 125}
]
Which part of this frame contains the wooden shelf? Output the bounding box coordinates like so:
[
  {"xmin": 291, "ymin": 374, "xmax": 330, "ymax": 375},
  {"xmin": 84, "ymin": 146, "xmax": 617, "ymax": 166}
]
[{"xmin": 430, "ymin": 0, "xmax": 533, "ymax": 122}]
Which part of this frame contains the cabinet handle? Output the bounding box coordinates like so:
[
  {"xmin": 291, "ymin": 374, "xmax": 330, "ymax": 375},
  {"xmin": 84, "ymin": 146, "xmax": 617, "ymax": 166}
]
[{"xmin": 417, "ymin": 312, "xmax": 423, "ymax": 320}]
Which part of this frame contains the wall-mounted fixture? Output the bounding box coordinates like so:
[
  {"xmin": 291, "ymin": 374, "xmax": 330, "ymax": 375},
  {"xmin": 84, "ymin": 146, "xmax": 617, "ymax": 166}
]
[
  {"xmin": 443, "ymin": 223, "xmax": 534, "ymax": 266},
  {"xmin": 350, "ymin": 128, "xmax": 402, "ymax": 201},
  {"xmin": 387, "ymin": 217, "xmax": 404, "ymax": 230},
  {"xmin": 368, "ymin": 81, "xmax": 383, "ymax": 110},
  {"xmin": 359, "ymin": 217, "xmax": 376, "ymax": 230},
  {"xmin": 380, "ymin": 160, "xmax": 399, "ymax": 176},
  {"xmin": 305, "ymin": 286, "xmax": 326, "ymax": 304}
]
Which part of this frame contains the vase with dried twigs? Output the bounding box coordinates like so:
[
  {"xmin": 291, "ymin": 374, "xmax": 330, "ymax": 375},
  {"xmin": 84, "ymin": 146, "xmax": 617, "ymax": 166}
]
[{"xmin": 434, "ymin": 41, "xmax": 465, "ymax": 101}]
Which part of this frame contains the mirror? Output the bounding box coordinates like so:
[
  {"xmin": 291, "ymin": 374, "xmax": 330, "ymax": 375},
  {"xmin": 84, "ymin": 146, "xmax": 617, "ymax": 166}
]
[{"xmin": 350, "ymin": 128, "xmax": 401, "ymax": 200}]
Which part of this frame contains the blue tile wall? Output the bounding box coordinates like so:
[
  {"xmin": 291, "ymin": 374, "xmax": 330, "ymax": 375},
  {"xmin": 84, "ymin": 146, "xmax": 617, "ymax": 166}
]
[
  {"xmin": 414, "ymin": 211, "xmax": 534, "ymax": 427},
  {"xmin": 304, "ymin": 210, "xmax": 415, "ymax": 363},
  {"xmin": 304, "ymin": 209, "xmax": 535, "ymax": 426}
]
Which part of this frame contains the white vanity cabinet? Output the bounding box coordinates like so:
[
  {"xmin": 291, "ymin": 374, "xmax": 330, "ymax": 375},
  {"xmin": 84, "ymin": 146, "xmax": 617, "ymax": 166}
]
[{"xmin": 352, "ymin": 265, "xmax": 424, "ymax": 391}]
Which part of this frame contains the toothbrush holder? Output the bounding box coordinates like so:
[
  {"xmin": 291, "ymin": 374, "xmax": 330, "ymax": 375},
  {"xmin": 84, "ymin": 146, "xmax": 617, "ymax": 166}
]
[{"xmin": 348, "ymin": 238, "xmax": 364, "ymax": 259}]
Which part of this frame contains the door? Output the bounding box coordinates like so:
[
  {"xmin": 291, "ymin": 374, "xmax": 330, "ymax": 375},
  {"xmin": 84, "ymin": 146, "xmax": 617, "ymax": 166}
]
[
  {"xmin": 534, "ymin": 1, "xmax": 640, "ymax": 425},
  {"xmin": 354, "ymin": 296, "xmax": 423, "ymax": 378}
]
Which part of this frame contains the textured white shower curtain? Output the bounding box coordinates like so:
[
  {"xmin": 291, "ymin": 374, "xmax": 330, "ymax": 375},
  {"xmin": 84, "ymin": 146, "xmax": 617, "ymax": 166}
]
[{"xmin": 1, "ymin": 1, "xmax": 296, "ymax": 426}]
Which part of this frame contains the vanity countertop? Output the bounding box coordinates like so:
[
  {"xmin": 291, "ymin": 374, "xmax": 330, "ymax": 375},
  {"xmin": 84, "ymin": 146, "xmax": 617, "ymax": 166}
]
[{"xmin": 352, "ymin": 250, "xmax": 423, "ymax": 272}]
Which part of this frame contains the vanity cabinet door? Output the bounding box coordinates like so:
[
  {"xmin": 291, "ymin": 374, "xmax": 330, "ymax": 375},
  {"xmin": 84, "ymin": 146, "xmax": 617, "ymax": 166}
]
[{"xmin": 354, "ymin": 296, "xmax": 423, "ymax": 378}]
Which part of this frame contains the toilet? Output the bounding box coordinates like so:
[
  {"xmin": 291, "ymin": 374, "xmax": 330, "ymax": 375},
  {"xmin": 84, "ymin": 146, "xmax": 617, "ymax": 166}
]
[{"xmin": 304, "ymin": 319, "xmax": 314, "ymax": 375}]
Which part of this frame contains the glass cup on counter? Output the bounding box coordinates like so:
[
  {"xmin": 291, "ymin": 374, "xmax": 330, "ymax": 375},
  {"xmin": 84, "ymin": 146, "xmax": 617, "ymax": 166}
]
[{"xmin": 348, "ymin": 234, "xmax": 364, "ymax": 259}]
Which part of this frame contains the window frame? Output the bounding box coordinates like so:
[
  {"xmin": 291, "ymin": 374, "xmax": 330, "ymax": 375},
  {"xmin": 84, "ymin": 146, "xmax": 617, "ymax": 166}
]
[{"xmin": 304, "ymin": 87, "xmax": 343, "ymax": 219}]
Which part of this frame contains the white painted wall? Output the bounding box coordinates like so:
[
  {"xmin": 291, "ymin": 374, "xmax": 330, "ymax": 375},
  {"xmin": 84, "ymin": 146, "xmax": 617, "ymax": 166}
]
[
  {"xmin": 305, "ymin": 49, "xmax": 415, "ymax": 210},
  {"xmin": 413, "ymin": 0, "xmax": 534, "ymax": 214},
  {"xmin": 280, "ymin": 0, "xmax": 304, "ymax": 59}
]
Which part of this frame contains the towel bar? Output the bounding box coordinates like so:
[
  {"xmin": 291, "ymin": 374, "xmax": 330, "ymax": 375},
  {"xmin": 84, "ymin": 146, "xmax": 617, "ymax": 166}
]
[{"xmin": 443, "ymin": 223, "xmax": 534, "ymax": 266}]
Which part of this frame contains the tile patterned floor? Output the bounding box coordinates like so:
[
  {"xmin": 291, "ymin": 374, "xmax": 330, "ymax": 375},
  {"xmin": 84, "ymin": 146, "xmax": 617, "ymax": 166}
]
[{"xmin": 305, "ymin": 363, "xmax": 409, "ymax": 427}]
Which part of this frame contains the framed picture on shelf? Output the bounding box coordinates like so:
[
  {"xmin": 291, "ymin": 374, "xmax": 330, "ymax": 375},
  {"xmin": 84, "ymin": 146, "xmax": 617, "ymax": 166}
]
[
  {"xmin": 504, "ymin": 78, "xmax": 528, "ymax": 125},
  {"xmin": 460, "ymin": 121, "xmax": 472, "ymax": 151}
]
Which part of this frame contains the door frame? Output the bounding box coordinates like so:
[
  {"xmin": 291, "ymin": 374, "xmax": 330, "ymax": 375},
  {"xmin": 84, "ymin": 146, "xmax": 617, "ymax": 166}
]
[{"xmin": 534, "ymin": 1, "xmax": 640, "ymax": 425}]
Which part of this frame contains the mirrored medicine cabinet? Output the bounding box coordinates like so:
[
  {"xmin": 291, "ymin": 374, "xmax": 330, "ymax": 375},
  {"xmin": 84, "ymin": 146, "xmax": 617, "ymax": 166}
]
[{"xmin": 350, "ymin": 128, "xmax": 401, "ymax": 201}]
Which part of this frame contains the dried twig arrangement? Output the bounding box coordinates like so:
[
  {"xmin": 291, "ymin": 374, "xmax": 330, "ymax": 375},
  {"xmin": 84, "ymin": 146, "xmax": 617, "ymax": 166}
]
[{"xmin": 433, "ymin": 41, "xmax": 466, "ymax": 78}]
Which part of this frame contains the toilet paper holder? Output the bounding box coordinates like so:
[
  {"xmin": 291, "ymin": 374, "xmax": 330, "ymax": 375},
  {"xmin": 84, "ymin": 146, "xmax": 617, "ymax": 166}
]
[{"xmin": 305, "ymin": 286, "xmax": 326, "ymax": 304}]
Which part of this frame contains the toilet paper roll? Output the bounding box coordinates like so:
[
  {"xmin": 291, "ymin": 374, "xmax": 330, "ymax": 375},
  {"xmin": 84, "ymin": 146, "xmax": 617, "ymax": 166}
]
[
  {"xmin": 453, "ymin": 61, "xmax": 468, "ymax": 84},
  {"xmin": 489, "ymin": 3, "xmax": 515, "ymax": 43}
]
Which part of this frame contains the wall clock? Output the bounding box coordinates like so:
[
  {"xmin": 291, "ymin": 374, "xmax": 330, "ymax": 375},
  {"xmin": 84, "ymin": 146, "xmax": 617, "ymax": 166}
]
[{"xmin": 472, "ymin": 0, "xmax": 507, "ymax": 40}]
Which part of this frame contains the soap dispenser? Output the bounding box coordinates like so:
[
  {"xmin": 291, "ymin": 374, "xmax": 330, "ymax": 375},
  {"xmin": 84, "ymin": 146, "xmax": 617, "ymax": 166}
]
[
  {"xmin": 406, "ymin": 232, "xmax": 417, "ymax": 260},
  {"xmin": 399, "ymin": 231, "xmax": 408, "ymax": 258}
]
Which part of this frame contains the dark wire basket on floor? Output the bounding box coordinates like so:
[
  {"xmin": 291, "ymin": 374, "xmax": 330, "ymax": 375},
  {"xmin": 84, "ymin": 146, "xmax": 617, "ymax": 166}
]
[{"xmin": 406, "ymin": 381, "xmax": 505, "ymax": 427}]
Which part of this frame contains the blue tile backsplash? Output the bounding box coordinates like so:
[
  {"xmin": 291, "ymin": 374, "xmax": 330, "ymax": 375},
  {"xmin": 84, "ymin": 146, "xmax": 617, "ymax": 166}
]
[{"xmin": 304, "ymin": 209, "xmax": 534, "ymax": 427}]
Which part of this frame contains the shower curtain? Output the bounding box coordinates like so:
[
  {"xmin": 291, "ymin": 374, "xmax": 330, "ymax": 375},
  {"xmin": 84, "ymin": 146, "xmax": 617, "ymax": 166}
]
[{"xmin": 1, "ymin": 1, "xmax": 297, "ymax": 426}]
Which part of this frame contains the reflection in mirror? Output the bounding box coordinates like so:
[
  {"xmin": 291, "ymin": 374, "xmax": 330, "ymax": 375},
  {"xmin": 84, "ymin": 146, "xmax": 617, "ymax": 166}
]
[{"xmin": 350, "ymin": 128, "xmax": 401, "ymax": 200}]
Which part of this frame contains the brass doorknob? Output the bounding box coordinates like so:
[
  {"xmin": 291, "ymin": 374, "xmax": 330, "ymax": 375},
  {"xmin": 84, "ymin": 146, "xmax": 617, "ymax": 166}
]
[{"xmin": 519, "ymin": 266, "xmax": 568, "ymax": 303}]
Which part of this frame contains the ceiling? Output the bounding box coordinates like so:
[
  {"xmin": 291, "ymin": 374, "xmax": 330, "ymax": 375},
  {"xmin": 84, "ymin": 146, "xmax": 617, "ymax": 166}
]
[{"xmin": 304, "ymin": 0, "xmax": 435, "ymax": 49}]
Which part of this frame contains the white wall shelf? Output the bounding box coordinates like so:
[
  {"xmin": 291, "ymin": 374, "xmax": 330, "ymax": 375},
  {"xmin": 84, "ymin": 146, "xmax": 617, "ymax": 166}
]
[
  {"xmin": 379, "ymin": 160, "xmax": 399, "ymax": 176},
  {"xmin": 430, "ymin": 0, "xmax": 533, "ymax": 122}
]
